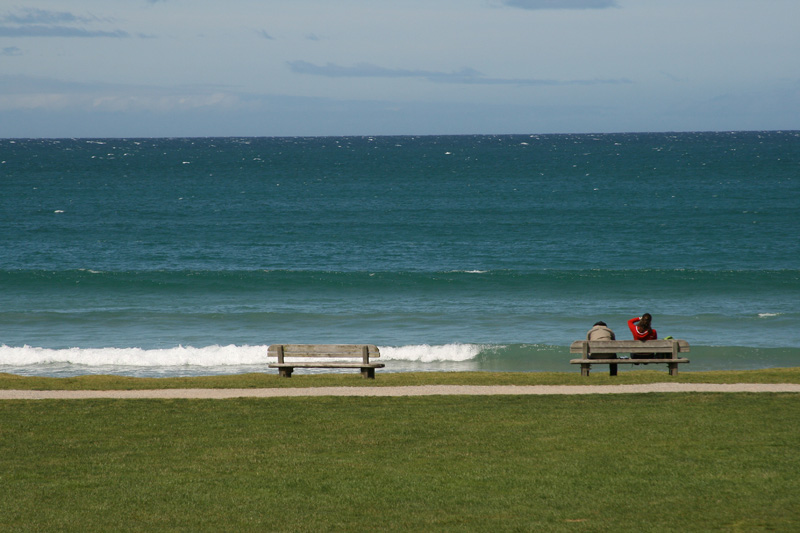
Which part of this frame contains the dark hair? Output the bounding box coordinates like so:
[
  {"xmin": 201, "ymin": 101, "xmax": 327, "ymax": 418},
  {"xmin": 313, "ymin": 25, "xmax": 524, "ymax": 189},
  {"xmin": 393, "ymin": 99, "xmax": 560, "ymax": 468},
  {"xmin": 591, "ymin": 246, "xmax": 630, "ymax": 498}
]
[
  {"xmin": 639, "ymin": 313, "xmax": 652, "ymax": 329},
  {"xmin": 593, "ymin": 321, "xmax": 607, "ymax": 327}
]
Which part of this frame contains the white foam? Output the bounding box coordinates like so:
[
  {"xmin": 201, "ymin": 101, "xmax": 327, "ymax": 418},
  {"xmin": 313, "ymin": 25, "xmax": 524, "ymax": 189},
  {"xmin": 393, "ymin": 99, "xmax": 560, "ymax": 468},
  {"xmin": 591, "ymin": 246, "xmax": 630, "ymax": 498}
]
[
  {"xmin": 378, "ymin": 344, "xmax": 483, "ymax": 363},
  {"xmin": 0, "ymin": 344, "xmax": 270, "ymax": 367},
  {"xmin": 758, "ymin": 313, "xmax": 780, "ymax": 318}
]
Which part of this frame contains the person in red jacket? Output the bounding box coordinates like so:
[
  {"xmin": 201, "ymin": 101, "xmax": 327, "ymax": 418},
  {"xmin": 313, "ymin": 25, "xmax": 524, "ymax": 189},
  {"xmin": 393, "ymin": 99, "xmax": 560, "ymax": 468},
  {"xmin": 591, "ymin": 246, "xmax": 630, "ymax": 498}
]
[
  {"xmin": 628, "ymin": 313, "xmax": 657, "ymax": 340},
  {"xmin": 629, "ymin": 314, "xmax": 657, "ymax": 359}
]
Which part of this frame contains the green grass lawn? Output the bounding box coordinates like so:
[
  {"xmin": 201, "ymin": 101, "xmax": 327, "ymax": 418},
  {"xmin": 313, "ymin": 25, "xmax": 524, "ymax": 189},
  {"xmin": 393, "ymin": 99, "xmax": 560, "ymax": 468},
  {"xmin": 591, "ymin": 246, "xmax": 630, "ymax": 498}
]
[
  {"xmin": 3, "ymin": 366, "xmax": 800, "ymax": 390},
  {"xmin": 2, "ymin": 392, "xmax": 799, "ymax": 532}
]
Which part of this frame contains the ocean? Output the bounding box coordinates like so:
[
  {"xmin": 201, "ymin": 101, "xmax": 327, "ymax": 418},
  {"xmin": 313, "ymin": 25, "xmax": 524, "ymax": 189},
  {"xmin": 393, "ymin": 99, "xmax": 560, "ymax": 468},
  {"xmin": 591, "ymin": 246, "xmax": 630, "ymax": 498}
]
[{"xmin": 1, "ymin": 132, "xmax": 798, "ymax": 377}]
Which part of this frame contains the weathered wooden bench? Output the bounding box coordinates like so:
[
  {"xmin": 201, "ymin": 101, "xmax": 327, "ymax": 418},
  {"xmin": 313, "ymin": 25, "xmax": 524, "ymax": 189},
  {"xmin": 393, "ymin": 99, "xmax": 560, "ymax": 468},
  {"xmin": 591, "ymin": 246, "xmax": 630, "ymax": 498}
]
[
  {"xmin": 570, "ymin": 339, "xmax": 690, "ymax": 376},
  {"xmin": 267, "ymin": 344, "xmax": 384, "ymax": 378}
]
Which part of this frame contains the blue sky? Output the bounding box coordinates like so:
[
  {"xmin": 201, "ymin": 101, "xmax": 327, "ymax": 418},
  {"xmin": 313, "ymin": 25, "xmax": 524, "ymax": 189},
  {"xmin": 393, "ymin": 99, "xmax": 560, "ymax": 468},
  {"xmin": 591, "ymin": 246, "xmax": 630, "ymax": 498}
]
[{"xmin": 1, "ymin": 0, "xmax": 798, "ymax": 138}]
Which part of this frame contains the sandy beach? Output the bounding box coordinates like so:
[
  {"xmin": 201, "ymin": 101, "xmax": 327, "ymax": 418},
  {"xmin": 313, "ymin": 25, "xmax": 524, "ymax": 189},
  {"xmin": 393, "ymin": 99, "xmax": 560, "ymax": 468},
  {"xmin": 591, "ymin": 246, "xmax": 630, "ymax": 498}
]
[{"xmin": 2, "ymin": 382, "xmax": 800, "ymax": 399}]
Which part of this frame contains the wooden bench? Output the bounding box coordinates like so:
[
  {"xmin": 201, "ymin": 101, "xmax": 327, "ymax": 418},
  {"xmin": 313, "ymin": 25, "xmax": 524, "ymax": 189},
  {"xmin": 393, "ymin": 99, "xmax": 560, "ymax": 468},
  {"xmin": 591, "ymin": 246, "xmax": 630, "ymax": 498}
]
[
  {"xmin": 267, "ymin": 344, "xmax": 384, "ymax": 379},
  {"xmin": 570, "ymin": 339, "xmax": 690, "ymax": 376}
]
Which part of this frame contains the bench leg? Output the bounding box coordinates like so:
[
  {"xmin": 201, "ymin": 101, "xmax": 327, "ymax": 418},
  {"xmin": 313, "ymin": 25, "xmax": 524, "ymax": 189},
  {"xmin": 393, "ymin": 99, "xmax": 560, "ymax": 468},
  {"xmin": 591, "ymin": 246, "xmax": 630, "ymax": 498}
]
[
  {"xmin": 361, "ymin": 367, "xmax": 376, "ymax": 379},
  {"xmin": 581, "ymin": 363, "xmax": 590, "ymax": 377},
  {"xmin": 668, "ymin": 362, "xmax": 678, "ymax": 376},
  {"xmin": 609, "ymin": 363, "xmax": 618, "ymax": 377},
  {"xmin": 278, "ymin": 367, "xmax": 293, "ymax": 378}
]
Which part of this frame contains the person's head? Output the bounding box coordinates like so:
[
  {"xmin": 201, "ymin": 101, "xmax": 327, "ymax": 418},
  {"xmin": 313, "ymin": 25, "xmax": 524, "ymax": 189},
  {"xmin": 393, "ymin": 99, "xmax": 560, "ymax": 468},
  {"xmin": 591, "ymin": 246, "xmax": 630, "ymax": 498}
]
[
  {"xmin": 639, "ymin": 313, "xmax": 652, "ymax": 329},
  {"xmin": 593, "ymin": 321, "xmax": 607, "ymax": 327}
]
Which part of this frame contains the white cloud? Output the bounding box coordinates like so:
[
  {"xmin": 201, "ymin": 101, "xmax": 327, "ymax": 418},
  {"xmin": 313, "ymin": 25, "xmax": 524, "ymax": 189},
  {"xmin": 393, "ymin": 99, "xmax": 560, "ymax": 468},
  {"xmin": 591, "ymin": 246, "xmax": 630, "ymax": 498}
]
[
  {"xmin": 0, "ymin": 7, "xmax": 130, "ymax": 38},
  {"xmin": 0, "ymin": 75, "xmax": 240, "ymax": 113},
  {"xmin": 287, "ymin": 61, "xmax": 632, "ymax": 86},
  {"xmin": 1, "ymin": 8, "xmax": 93, "ymax": 25}
]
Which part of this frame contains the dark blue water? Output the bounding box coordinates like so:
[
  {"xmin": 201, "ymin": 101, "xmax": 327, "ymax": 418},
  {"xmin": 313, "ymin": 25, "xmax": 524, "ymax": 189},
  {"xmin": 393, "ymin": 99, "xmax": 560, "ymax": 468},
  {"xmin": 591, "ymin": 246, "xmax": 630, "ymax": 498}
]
[{"xmin": 1, "ymin": 133, "xmax": 798, "ymax": 376}]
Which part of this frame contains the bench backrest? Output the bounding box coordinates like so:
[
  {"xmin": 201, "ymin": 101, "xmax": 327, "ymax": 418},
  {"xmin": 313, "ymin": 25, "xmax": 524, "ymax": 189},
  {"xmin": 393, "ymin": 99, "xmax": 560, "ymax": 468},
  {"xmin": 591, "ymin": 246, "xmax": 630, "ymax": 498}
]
[
  {"xmin": 268, "ymin": 344, "xmax": 380, "ymax": 364},
  {"xmin": 570, "ymin": 339, "xmax": 690, "ymax": 358}
]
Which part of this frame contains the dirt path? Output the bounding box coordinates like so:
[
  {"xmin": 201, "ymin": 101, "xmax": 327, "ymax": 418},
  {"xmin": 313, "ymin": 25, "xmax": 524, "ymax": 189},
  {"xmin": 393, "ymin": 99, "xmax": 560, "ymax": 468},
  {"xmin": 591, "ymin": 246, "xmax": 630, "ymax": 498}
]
[{"xmin": 2, "ymin": 383, "xmax": 800, "ymax": 399}]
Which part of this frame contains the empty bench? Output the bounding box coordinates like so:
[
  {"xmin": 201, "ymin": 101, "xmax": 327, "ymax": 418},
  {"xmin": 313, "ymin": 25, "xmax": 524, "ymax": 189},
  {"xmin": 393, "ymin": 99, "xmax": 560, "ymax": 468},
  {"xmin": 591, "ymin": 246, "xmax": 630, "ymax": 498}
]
[
  {"xmin": 267, "ymin": 344, "xmax": 384, "ymax": 378},
  {"xmin": 570, "ymin": 339, "xmax": 690, "ymax": 376}
]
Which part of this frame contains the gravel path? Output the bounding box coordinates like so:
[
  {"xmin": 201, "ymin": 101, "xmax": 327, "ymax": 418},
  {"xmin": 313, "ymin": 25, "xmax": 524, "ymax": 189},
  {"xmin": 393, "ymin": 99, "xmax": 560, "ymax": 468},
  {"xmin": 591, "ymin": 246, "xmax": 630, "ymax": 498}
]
[{"xmin": 2, "ymin": 383, "xmax": 800, "ymax": 399}]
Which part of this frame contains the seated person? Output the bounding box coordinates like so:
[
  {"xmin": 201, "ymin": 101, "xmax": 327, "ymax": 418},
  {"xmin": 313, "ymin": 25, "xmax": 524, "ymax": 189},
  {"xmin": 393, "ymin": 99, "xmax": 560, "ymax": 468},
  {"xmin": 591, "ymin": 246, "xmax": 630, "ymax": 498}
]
[
  {"xmin": 628, "ymin": 313, "xmax": 658, "ymax": 358},
  {"xmin": 586, "ymin": 321, "xmax": 615, "ymax": 359}
]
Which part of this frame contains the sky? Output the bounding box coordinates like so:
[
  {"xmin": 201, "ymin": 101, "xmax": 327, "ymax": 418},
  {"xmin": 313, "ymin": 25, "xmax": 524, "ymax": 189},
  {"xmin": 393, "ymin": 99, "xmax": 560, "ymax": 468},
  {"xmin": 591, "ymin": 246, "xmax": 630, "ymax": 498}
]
[{"xmin": 1, "ymin": 0, "xmax": 799, "ymax": 138}]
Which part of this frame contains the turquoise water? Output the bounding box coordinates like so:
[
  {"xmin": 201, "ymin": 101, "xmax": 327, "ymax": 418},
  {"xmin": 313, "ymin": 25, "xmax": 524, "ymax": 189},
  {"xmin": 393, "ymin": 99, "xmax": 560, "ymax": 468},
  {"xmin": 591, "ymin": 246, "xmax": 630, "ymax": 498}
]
[{"xmin": 1, "ymin": 132, "xmax": 799, "ymax": 376}]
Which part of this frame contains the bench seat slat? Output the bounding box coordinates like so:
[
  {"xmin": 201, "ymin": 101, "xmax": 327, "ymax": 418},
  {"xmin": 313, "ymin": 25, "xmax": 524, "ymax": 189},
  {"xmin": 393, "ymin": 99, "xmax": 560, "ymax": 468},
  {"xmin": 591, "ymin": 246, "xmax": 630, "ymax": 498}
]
[
  {"xmin": 569, "ymin": 340, "xmax": 689, "ymax": 354},
  {"xmin": 570, "ymin": 358, "xmax": 689, "ymax": 364},
  {"xmin": 267, "ymin": 344, "xmax": 380, "ymax": 358},
  {"xmin": 269, "ymin": 363, "xmax": 385, "ymax": 369}
]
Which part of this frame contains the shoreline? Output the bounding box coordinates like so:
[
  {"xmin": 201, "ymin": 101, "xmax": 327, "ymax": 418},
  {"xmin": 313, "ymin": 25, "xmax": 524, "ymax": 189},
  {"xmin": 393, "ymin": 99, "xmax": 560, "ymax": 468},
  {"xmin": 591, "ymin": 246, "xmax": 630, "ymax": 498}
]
[{"xmin": 3, "ymin": 382, "xmax": 800, "ymax": 399}]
